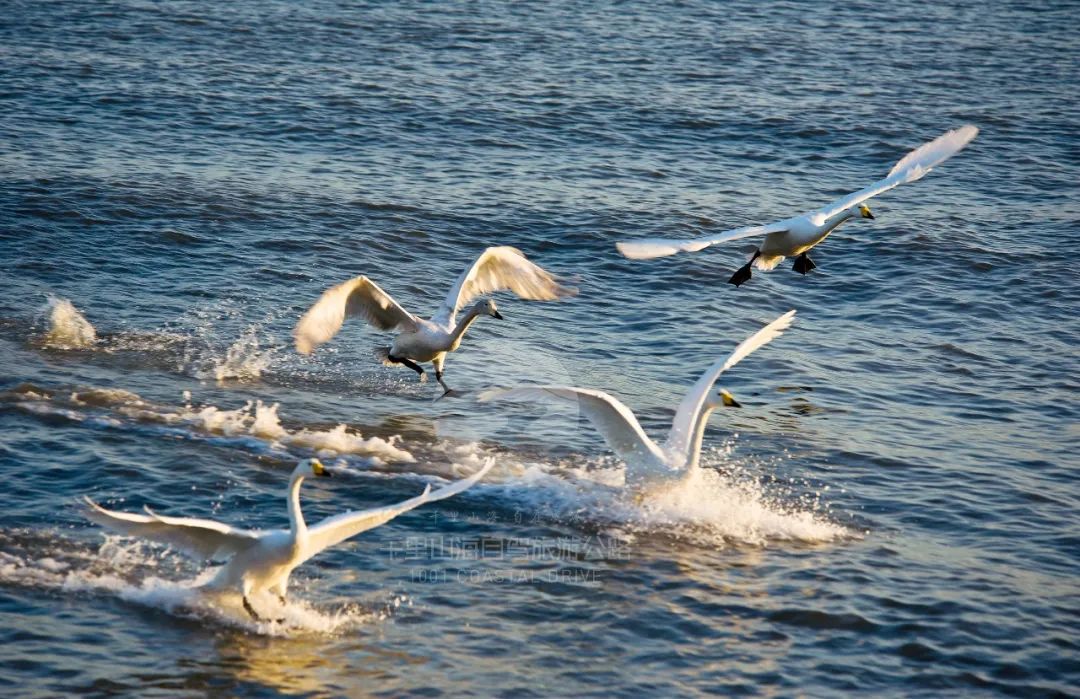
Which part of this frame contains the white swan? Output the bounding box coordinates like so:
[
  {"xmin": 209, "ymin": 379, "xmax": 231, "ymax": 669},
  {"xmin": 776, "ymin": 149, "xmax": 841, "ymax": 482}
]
[
  {"xmin": 480, "ymin": 311, "xmax": 795, "ymax": 493},
  {"xmin": 294, "ymin": 246, "xmax": 577, "ymax": 396},
  {"xmin": 616, "ymin": 125, "xmax": 979, "ymax": 285},
  {"xmin": 84, "ymin": 458, "xmax": 493, "ymax": 622}
]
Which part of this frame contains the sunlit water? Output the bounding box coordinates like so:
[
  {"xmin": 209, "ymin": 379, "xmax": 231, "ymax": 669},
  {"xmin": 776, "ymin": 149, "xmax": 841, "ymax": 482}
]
[{"xmin": 1, "ymin": 1, "xmax": 1077, "ymax": 696}]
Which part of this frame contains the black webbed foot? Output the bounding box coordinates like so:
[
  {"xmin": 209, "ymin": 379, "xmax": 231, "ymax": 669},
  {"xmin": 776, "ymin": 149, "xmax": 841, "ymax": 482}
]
[
  {"xmin": 729, "ymin": 250, "xmax": 760, "ymax": 287},
  {"xmin": 728, "ymin": 264, "xmax": 753, "ymax": 287},
  {"xmin": 434, "ymin": 389, "xmax": 468, "ymax": 402},
  {"xmin": 793, "ymin": 253, "xmax": 816, "ymax": 275}
]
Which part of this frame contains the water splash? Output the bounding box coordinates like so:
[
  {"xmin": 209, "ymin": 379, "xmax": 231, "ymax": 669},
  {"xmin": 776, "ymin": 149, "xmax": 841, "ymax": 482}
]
[
  {"xmin": 40, "ymin": 295, "xmax": 97, "ymax": 349},
  {"xmin": 430, "ymin": 441, "xmax": 849, "ymax": 546},
  {"xmin": 196, "ymin": 324, "xmax": 277, "ymax": 382}
]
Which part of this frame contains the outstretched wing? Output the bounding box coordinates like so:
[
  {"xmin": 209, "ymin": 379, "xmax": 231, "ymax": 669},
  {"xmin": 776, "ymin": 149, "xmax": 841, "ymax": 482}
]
[
  {"xmin": 432, "ymin": 247, "xmax": 577, "ymax": 326},
  {"xmin": 294, "ymin": 276, "xmax": 419, "ymax": 354},
  {"xmin": 814, "ymin": 125, "xmax": 979, "ymax": 222},
  {"xmin": 84, "ymin": 497, "xmax": 260, "ymax": 562},
  {"xmin": 479, "ymin": 386, "xmax": 665, "ymax": 465},
  {"xmin": 615, "ymin": 222, "xmax": 790, "ymax": 260},
  {"xmin": 303, "ymin": 459, "xmax": 494, "ymax": 559},
  {"xmin": 666, "ymin": 310, "xmax": 795, "ymax": 457}
]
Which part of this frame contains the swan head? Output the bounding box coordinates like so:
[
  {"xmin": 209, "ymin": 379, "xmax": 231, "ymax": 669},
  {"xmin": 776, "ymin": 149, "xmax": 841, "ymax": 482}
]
[
  {"xmin": 478, "ymin": 298, "xmax": 503, "ymax": 320},
  {"xmin": 854, "ymin": 203, "xmax": 875, "ymax": 219},
  {"xmin": 706, "ymin": 389, "xmax": 741, "ymax": 409},
  {"xmin": 295, "ymin": 458, "xmax": 333, "ymax": 479}
]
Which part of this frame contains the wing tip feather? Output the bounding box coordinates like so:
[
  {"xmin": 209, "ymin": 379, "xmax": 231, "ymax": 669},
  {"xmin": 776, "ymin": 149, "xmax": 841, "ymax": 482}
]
[{"xmin": 616, "ymin": 240, "xmax": 679, "ymax": 260}]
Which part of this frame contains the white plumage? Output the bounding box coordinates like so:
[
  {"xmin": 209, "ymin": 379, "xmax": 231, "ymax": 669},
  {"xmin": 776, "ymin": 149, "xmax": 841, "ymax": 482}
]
[
  {"xmin": 616, "ymin": 126, "xmax": 979, "ymax": 285},
  {"xmin": 480, "ymin": 311, "xmax": 795, "ymax": 493},
  {"xmin": 294, "ymin": 246, "xmax": 576, "ymax": 395},
  {"xmin": 84, "ymin": 458, "xmax": 493, "ymax": 622}
]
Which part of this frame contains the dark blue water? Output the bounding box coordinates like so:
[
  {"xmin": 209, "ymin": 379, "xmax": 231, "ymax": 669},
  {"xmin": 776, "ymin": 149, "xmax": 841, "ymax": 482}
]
[{"xmin": 1, "ymin": 1, "xmax": 1077, "ymax": 696}]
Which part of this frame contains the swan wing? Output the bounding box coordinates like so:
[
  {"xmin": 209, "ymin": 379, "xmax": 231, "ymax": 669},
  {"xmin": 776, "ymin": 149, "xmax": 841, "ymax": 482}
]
[
  {"xmin": 84, "ymin": 497, "xmax": 259, "ymax": 562},
  {"xmin": 615, "ymin": 222, "xmax": 790, "ymax": 260},
  {"xmin": 432, "ymin": 247, "xmax": 577, "ymax": 326},
  {"xmin": 479, "ymin": 386, "xmax": 665, "ymax": 465},
  {"xmin": 666, "ymin": 310, "xmax": 795, "ymax": 456},
  {"xmin": 303, "ymin": 459, "xmax": 494, "ymax": 559},
  {"xmin": 294, "ymin": 276, "xmax": 419, "ymax": 354},
  {"xmin": 815, "ymin": 125, "xmax": 979, "ymax": 222}
]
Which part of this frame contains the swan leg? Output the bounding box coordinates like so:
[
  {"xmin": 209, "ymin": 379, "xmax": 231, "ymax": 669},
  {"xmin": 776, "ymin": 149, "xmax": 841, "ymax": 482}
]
[
  {"xmin": 792, "ymin": 253, "xmax": 816, "ymax": 275},
  {"xmin": 243, "ymin": 595, "xmax": 263, "ymax": 621},
  {"xmin": 243, "ymin": 595, "xmax": 285, "ymax": 624},
  {"xmin": 436, "ymin": 370, "xmax": 451, "ymax": 394},
  {"xmin": 388, "ymin": 354, "xmax": 428, "ymax": 383},
  {"xmin": 432, "ymin": 354, "xmax": 457, "ymax": 399},
  {"xmin": 728, "ymin": 250, "xmax": 760, "ymax": 287}
]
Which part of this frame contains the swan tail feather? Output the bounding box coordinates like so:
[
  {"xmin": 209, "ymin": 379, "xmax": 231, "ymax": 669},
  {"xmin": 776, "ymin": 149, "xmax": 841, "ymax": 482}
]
[{"xmin": 754, "ymin": 254, "xmax": 784, "ymax": 271}]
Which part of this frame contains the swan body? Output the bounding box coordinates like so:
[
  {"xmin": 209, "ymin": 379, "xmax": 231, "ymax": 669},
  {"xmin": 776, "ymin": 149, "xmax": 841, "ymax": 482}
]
[
  {"xmin": 480, "ymin": 311, "xmax": 795, "ymax": 493},
  {"xmin": 84, "ymin": 458, "xmax": 493, "ymax": 621},
  {"xmin": 616, "ymin": 125, "xmax": 979, "ymax": 285},
  {"xmin": 294, "ymin": 246, "xmax": 577, "ymax": 395}
]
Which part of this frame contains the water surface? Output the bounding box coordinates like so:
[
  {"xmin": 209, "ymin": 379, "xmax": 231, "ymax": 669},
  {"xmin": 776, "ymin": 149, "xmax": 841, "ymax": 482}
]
[{"xmin": 1, "ymin": 0, "xmax": 1077, "ymax": 696}]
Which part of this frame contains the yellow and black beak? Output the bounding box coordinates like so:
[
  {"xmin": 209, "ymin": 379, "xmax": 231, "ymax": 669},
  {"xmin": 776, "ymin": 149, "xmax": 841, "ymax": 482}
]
[
  {"xmin": 311, "ymin": 459, "xmax": 333, "ymax": 477},
  {"xmin": 492, "ymin": 309, "xmax": 504, "ymax": 320},
  {"xmin": 860, "ymin": 205, "xmax": 875, "ymax": 220},
  {"xmin": 720, "ymin": 389, "xmax": 741, "ymax": 408}
]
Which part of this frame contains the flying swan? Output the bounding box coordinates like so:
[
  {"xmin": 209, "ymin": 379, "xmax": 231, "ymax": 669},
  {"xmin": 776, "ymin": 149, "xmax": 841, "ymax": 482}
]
[
  {"xmin": 84, "ymin": 457, "xmax": 494, "ymax": 622},
  {"xmin": 616, "ymin": 125, "xmax": 979, "ymax": 285},
  {"xmin": 480, "ymin": 310, "xmax": 795, "ymax": 493},
  {"xmin": 294, "ymin": 246, "xmax": 577, "ymax": 396}
]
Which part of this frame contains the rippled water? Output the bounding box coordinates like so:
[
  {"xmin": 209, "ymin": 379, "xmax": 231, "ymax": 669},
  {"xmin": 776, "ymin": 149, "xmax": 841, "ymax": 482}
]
[{"xmin": 1, "ymin": 1, "xmax": 1077, "ymax": 696}]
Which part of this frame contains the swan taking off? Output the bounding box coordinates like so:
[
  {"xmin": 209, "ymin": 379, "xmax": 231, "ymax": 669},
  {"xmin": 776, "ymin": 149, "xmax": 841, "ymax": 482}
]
[
  {"xmin": 480, "ymin": 311, "xmax": 795, "ymax": 493},
  {"xmin": 294, "ymin": 247, "xmax": 577, "ymax": 396},
  {"xmin": 616, "ymin": 125, "xmax": 979, "ymax": 286},
  {"xmin": 84, "ymin": 458, "xmax": 493, "ymax": 623}
]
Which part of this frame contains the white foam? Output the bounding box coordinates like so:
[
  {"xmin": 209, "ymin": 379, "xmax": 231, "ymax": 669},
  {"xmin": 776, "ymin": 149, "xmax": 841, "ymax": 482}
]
[
  {"xmin": 41, "ymin": 295, "xmax": 97, "ymax": 349},
  {"xmin": 174, "ymin": 399, "xmax": 416, "ymax": 463},
  {"xmin": 7, "ymin": 385, "xmax": 417, "ymax": 465},
  {"xmin": 250, "ymin": 400, "xmax": 288, "ymax": 439},
  {"xmin": 210, "ymin": 400, "xmax": 414, "ymax": 463},
  {"xmin": 286, "ymin": 424, "xmax": 413, "ymax": 465}
]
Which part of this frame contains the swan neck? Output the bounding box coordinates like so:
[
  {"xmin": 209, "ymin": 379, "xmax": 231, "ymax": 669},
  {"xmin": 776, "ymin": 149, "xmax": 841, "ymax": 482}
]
[
  {"xmin": 825, "ymin": 208, "xmax": 856, "ymax": 231},
  {"xmin": 287, "ymin": 474, "xmax": 307, "ymax": 535},
  {"xmin": 685, "ymin": 404, "xmax": 717, "ymax": 470},
  {"xmin": 450, "ymin": 306, "xmax": 483, "ymax": 341}
]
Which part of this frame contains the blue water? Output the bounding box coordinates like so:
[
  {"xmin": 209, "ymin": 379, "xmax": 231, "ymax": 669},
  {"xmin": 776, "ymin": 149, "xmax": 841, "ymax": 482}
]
[{"xmin": 1, "ymin": 0, "xmax": 1078, "ymax": 696}]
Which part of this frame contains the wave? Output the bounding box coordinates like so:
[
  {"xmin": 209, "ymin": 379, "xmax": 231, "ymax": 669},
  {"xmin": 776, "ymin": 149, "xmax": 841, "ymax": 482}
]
[
  {"xmin": 3, "ymin": 382, "xmax": 850, "ymax": 547},
  {"xmin": 2, "ymin": 384, "xmax": 415, "ymax": 466}
]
